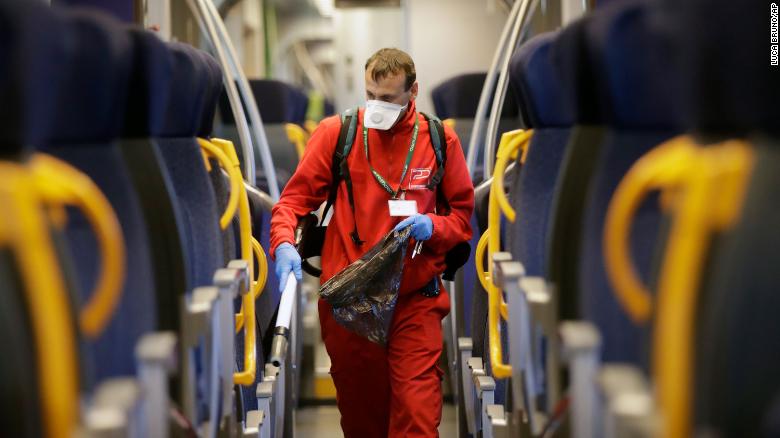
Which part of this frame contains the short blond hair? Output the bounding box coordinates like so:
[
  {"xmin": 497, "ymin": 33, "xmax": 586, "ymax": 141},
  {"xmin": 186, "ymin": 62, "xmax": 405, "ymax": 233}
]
[{"xmin": 365, "ymin": 48, "xmax": 416, "ymax": 91}]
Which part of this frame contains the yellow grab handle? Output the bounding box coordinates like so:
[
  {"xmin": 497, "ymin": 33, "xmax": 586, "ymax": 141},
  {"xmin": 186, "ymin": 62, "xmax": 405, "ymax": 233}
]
[
  {"xmin": 206, "ymin": 138, "xmax": 258, "ymax": 386},
  {"xmin": 202, "ymin": 136, "xmax": 250, "ymax": 334},
  {"xmin": 486, "ymin": 129, "xmax": 533, "ymax": 379},
  {"xmin": 604, "ymin": 137, "xmax": 754, "ymax": 438},
  {"xmin": 603, "ymin": 139, "xmax": 697, "ymax": 324},
  {"xmin": 0, "ymin": 162, "xmax": 81, "ymax": 437},
  {"xmin": 207, "ymin": 137, "xmax": 256, "ymax": 301},
  {"xmin": 236, "ymin": 236, "xmax": 269, "ymax": 334},
  {"xmin": 199, "ymin": 139, "xmax": 240, "ymax": 230},
  {"xmin": 492, "ymin": 129, "xmax": 532, "ymax": 222},
  {"xmin": 474, "ymin": 229, "xmax": 509, "ymax": 320},
  {"xmin": 201, "ymin": 148, "xmax": 213, "ymax": 172},
  {"xmin": 443, "ymin": 118, "xmax": 456, "ymax": 129},
  {"xmin": 652, "ymin": 139, "xmax": 753, "ymax": 438},
  {"xmin": 30, "ymin": 154, "xmax": 126, "ymax": 338},
  {"xmin": 475, "ymin": 230, "xmax": 492, "ymax": 292},
  {"xmin": 285, "ymin": 123, "xmax": 308, "ymax": 161},
  {"xmin": 304, "ymin": 120, "xmax": 318, "ymax": 136},
  {"xmin": 251, "ymin": 236, "xmax": 268, "ymax": 297}
]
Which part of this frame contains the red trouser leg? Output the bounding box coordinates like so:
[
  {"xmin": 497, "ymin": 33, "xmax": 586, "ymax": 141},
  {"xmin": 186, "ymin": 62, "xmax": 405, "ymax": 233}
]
[
  {"xmin": 387, "ymin": 289, "xmax": 451, "ymax": 438},
  {"xmin": 319, "ymin": 299, "xmax": 391, "ymax": 438},
  {"xmin": 320, "ymin": 288, "xmax": 450, "ymax": 438}
]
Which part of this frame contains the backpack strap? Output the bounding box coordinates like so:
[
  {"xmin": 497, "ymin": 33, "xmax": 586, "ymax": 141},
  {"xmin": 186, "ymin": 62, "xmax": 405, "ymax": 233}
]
[
  {"xmin": 421, "ymin": 112, "xmax": 450, "ymax": 214},
  {"xmin": 319, "ymin": 109, "xmax": 350, "ymax": 226},
  {"xmin": 421, "ymin": 112, "xmax": 447, "ymax": 188},
  {"xmin": 340, "ymin": 108, "xmax": 364, "ymax": 245},
  {"xmin": 420, "ymin": 114, "xmax": 470, "ymax": 278},
  {"xmin": 322, "ymin": 107, "xmax": 364, "ymax": 245}
]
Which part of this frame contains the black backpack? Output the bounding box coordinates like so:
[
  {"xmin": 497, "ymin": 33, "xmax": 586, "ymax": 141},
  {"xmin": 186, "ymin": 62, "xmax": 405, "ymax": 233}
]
[{"xmin": 295, "ymin": 107, "xmax": 469, "ymax": 279}]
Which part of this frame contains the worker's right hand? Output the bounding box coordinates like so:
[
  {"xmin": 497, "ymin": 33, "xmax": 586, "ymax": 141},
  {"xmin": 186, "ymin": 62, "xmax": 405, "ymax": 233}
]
[{"xmin": 275, "ymin": 242, "xmax": 302, "ymax": 292}]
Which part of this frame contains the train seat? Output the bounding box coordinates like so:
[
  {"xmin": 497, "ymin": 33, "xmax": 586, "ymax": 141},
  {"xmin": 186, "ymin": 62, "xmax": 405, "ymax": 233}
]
[
  {"xmin": 157, "ymin": 42, "xmax": 225, "ymax": 290},
  {"xmin": 507, "ymin": 30, "xmax": 572, "ymax": 279},
  {"xmin": 0, "ymin": 1, "xmax": 73, "ymax": 434},
  {"xmin": 667, "ymin": 0, "xmax": 780, "ymax": 433},
  {"xmin": 577, "ymin": 0, "xmax": 683, "ymax": 365},
  {"xmin": 119, "ymin": 27, "xmax": 190, "ymax": 332},
  {"xmin": 41, "ymin": 8, "xmax": 157, "ymax": 386},
  {"xmin": 547, "ymin": 12, "xmax": 611, "ymax": 320},
  {"xmin": 431, "ymin": 72, "xmax": 522, "ymax": 184},
  {"xmin": 217, "ymin": 78, "xmax": 308, "ymax": 190}
]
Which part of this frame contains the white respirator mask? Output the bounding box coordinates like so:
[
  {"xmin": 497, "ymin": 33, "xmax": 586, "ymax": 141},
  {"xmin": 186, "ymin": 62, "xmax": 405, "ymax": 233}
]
[{"xmin": 363, "ymin": 99, "xmax": 408, "ymax": 130}]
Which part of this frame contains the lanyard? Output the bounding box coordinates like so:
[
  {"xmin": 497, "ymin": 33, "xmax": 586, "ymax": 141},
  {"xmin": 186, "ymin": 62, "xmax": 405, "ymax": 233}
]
[{"xmin": 362, "ymin": 114, "xmax": 420, "ymax": 199}]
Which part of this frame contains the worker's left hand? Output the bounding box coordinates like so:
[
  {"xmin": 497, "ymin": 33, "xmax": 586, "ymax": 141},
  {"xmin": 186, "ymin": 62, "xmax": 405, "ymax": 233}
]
[{"xmin": 393, "ymin": 214, "xmax": 433, "ymax": 241}]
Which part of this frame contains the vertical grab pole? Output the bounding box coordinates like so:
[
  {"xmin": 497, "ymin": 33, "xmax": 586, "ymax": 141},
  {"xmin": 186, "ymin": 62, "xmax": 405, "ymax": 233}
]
[
  {"xmin": 465, "ymin": 0, "xmax": 523, "ymax": 178},
  {"xmin": 199, "ymin": 0, "xmax": 281, "ymax": 200},
  {"xmin": 186, "ymin": 0, "xmax": 257, "ymax": 186},
  {"xmin": 483, "ymin": 0, "xmax": 538, "ymax": 179}
]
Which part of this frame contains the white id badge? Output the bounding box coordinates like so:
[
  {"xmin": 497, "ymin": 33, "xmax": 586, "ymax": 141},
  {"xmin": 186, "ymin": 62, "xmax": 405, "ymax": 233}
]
[{"xmin": 388, "ymin": 199, "xmax": 418, "ymax": 217}]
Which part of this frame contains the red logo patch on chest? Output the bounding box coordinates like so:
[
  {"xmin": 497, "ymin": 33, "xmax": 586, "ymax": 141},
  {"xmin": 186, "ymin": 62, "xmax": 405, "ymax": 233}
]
[{"xmin": 408, "ymin": 168, "xmax": 431, "ymax": 190}]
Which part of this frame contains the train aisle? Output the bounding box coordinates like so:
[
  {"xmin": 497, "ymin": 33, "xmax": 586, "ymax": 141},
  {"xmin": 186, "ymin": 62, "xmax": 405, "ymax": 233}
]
[{"xmin": 296, "ymin": 404, "xmax": 456, "ymax": 437}]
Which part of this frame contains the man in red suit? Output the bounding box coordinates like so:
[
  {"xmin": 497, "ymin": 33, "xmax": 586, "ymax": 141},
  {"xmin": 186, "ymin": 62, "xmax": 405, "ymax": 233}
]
[{"xmin": 270, "ymin": 48, "xmax": 474, "ymax": 437}]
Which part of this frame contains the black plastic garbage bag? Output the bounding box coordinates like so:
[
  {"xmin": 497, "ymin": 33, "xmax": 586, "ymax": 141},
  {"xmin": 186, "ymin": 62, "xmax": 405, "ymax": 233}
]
[{"xmin": 319, "ymin": 226, "xmax": 413, "ymax": 346}]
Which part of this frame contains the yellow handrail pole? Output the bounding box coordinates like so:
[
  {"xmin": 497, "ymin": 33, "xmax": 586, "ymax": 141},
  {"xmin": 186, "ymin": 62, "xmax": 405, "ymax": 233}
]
[
  {"xmin": 201, "ymin": 137, "xmax": 249, "ymax": 331},
  {"xmin": 304, "ymin": 120, "xmax": 318, "ymax": 136},
  {"xmin": 285, "ymin": 123, "xmax": 307, "ymax": 161},
  {"xmin": 603, "ymin": 140, "xmax": 696, "ymax": 324},
  {"xmin": 475, "ymin": 230, "xmax": 493, "ymax": 292},
  {"xmin": 0, "ymin": 162, "xmax": 80, "ymax": 437},
  {"xmin": 486, "ymin": 129, "xmax": 532, "ymax": 378},
  {"xmin": 236, "ymin": 236, "xmax": 269, "ymax": 333},
  {"xmin": 224, "ymin": 152, "xmax": 270, "ymax": 305},
  {"xmin": 31, "ymin": 154, "xmax": 126, "ymax": 338},
  {"xmin": 652, "ymin": 139, "xmax": 753, "ymax": 438},
  {"xmin": 488, "ymin": 129, "xmax": 531, "ymax": 315},
  {"xmin": 492, "ymin": 129, "xmax": 532, "ymax": 222},
  {"xmin": 205, "ymin": 138, "xmax": 254, "ymax": 326},
  {"xmin": 207, "ymin": 137, "xmax": 259, "ymax": 386},
  {"xmin": 199, "ymin": 139, "xmax": 240, "ymax": 230},
  {"xmin": 251, "ymin": 236, "xmax": 268, "ymax": 297},
  {"xmin": 604, "ymin": 137, "xmax": 754, "ymax": 438}
]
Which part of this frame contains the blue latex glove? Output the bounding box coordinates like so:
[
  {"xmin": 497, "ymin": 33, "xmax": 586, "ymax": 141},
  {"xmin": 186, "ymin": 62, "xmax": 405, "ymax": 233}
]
[
  {"xmin": 275, "ymin": 242, "xmax": 302, "ymax": 292},
  {"xmin": 393, "ymin": 214, "xmax": 433, "ymax": 241}
]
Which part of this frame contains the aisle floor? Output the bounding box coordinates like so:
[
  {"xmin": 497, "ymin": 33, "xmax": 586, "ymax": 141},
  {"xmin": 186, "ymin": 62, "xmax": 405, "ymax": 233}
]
[{"xmin": 295, "ymin": 403, "xmax": 456, "ymax": 437}]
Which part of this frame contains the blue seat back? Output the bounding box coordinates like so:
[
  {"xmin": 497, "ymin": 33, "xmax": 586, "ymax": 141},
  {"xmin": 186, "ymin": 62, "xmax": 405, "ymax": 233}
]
[
  {"xmin": 665, "ymin": 0, "xmax": 780, "ymax": 433},
  {"xmin": 431, "ymin": 72, "xmax": 522, "ymax": 184},
  {"xmin": 431, "ymin": 72, "xmax": 520, "ymax": 120},
  {"xmin": 432, "ymin": 73, "xmax": 523, "ymax": 343},
  {"xmin": 198, "ymin": 52, "xmax": 267, "ymax": 415},
  {"xmin": 123, "ymin": 28, "xmax": 171, "ymax": 138},
  {"xmin": 157, "ymin": 42, "xmax": 225, "ymax": 290},
  {"xmin": 669, "ymin": 0, "xmax": 780, "ymax": 139},
  {"xmin": 218, "ymin": 78, "xmax": 309, "ymax": 125},
  {"xmin": 120, "ymin": 27, "xmax": 192, "ymax": 332},
  {"xmin": 197, "ymin": 49, "xmax": 223, "ymax": 139},
  {"xmin": 477, "ymin": 33, "xmax": 573, "ymax": 406},
  {"xmin": 200, "ymin": 52, "xmax": 238, "ymax": 266},
  {"xmin": 0, "ymin": 0, "xmax": 69, "ymax": 160},
  {"xmin": 215, "ymin": 79, "xmax": 306, "ymax": 190},
  {"xmin": 42, "ymin": 8, "xmax": 157, "ymax": 385},
  {"xmin": 0, "ymin": 1, "xmax": 70, "ymax": 433},
  {"xmin": 507, "ymin": 31, "xmax": 572, "ymax": 278},
  {"xmin": 545, "ymin": 12, "xmax": 612, "ymax": 320},
  {"xmin": 576, "ymin": 0, "xmax": 683, "ymax": 365}
]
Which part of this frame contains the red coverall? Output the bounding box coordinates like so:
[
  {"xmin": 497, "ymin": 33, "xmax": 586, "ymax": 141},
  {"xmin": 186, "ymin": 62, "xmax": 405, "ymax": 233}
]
[{"xmin": 270, "ymin": 100, "xmax": 474, "ymax": 437}]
